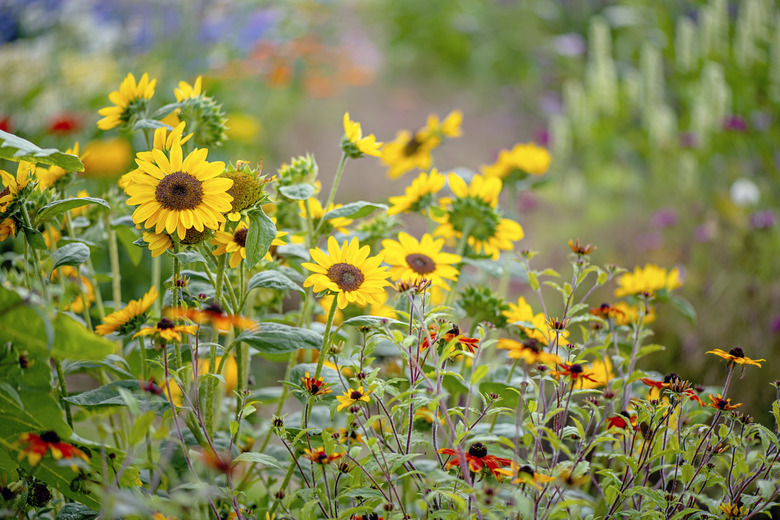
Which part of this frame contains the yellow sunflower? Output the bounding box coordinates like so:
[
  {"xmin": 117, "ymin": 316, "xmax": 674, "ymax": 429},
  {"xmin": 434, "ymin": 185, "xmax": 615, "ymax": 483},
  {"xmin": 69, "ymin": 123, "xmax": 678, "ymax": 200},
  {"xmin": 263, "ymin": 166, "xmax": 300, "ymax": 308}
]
[
  {"xmin": 97, "ymin": 73, "xmax": 156, "ymax": 130},
  {"xmin": 481, "ymin": 142, "xmax": 551, "ymax": 181},
  {"xmin": 503, "ymin": 296, "xmax": 568, "ymax": 346},
  {"xmin": 381, "ymin": 110, "xmax": 462, "ymax": 179},
  {"xmin": 302, "ymin": 236, "xmax": 390, "ymax": 309},
  {"xmin": 387, "ymin": 169, "xmax": 447, "ymax": 216},
  {"xmin": 0, "ymin": 217, "xmax": 16, "ymax": 241},
  {"xmin": 125, "ymin": 141, "xmax": 232, "ymax": 240},
  {"xmin": 119, "ymin": 122, "xmax": 192, "ymax": 190},
  {"xmin": 134, "ymin": 317, "xmax": 198, "ymax": 343},
  {"xmin": 381, "ymin": 232, "xmax": 461, "ymax": 289},
  {"xmin": 142, "ymin": 231, "xmax": 173, "ymax": 257},
  {"xmin": 706, "ymin": 347, "xmax": 765, "ymax": 368},
  {"xmin": 51, "ymin": 266, "xmax": 95, "ymax": 314},
  {"xmin": 342, "ymin": 112, "xmax": 382, "ymax": 158},
  {"xmin": 96, "ymin": 287, "xmax": 158, "ymax": 336},
  {"xmin": 433, "ymin": 173, "xmax": 524, "ymax": 260},
  {"xmin": 336, "ymin": 386, "xmax": 372, "ymax": 411},
  {"xmin": 0, "ymin": 161, "xmax": 34, "ymax": 213},
  {"xmin": 614, "ymin": 264, "xmax": 682, "ymax": 297},
  {"xmin": 37, "ymin": 143, "xmax": 82, "ymax": 189},
  {"xmin": 211, "ymin": 217, "xmax": 287, "ymax": 268},
  {"xmin": 174, "ymin": 76, "xmax": 202, "ymax": 102},
  {"xmin": 298, "ymin": 198, "xmax": 353, "ymax": 235}
]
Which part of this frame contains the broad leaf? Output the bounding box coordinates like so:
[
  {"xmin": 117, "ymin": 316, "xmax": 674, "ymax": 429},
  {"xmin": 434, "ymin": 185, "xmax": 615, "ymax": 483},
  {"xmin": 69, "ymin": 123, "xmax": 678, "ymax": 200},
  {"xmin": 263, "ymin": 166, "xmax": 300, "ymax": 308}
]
[
  {"xmin": 246, "ymin": 207, "xmax": 277, "ymax": 268},
  {"xmin": 322, "ymin": 201, "xmax": 387, "ymax": 220},
  {"xmin": 232, "ymin": 452, "xmax": 285, "ymax": 470},
  {"xmin": 36, "ymin": 197, "xmax": 110, "ymax": 224},
  {"xmin": 247, "ymin": 271, "xmax": 305, "ymax": 297},
  {"xmin": 51, "ymin": 243, "xmax": 90, "ymax": 270},
  {"xmin": 64, "ymin": 380, "xmax": 167, "ymax": 411},
  {"xmin": 234, "ymin": 323, "xmax": 322, "ymax": 361},
  {"xmin": 279, "ymin": 183, "xmax": 316, "ymax": 200},
  {"xmin": 0, "ymin": 130, "xmax": 84, "ymax": 171}
]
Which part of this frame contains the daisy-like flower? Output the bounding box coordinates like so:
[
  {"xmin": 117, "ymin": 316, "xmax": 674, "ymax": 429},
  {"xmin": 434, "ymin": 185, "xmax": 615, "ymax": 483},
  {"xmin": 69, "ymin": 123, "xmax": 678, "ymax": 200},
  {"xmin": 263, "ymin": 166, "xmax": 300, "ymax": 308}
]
[
  {"xmin": 301, "ymin": 371, "xmax": 332, "ymax": 396},
  {"xmin": 51, "ymin": 266, "xmax": 94, "ymax": 313},
  {"xmin": 17, "ymin": 431, "xmax": 89, "ymax": 471},
  {"xmin": 211, "ymin": 218, "xmax": 287, "ymax": 268},
  {"xmin": 97, "ymin": 73, "xmax": 156, "ymax": 130},
  {"xmin": 36, "ymin": 143, "xmax": 82, "ymax": 190},
  {"xmin": 568, "ymin": 238, "xmax": 596, "ymax": 256},
  {"xmin": 95, "ymin": 286, "xmax": 158, "ymax": 336},
  {"xmin": 503, "ymin": 297, "xmax": 569, "ymax": 346},
  {"xmin": 551, "ymin": 362, "xmax": 599, "ymax": 384},
  {"xmin": 168, "ymin": 303, "xmax": 257, "ymax": 332},
  {"xmin": 342, "ymin": 112, "xmax": 382, "ymax": 158},
  {"xmin": 419, "ymin": 324, "xmax": 480, "ymax": 354},
  {"xmin": 706, "ymin": 347, "xmax": 765, "ymax": 368},
  {"xmin": 433, "ymin": 173, "xmax": 523, "ymax": 260},
  {"xmin": 336, "ymin": 386, "xmax": 372, "ymax": 411},
  {"xmin": 0, "ymin": 217, "xmax": 16, "ymax": 241},
  {"xmin": 481, "ymin": 142, "xmax": 551, "ymax": 182},
  {"xmin": 120, "ymin": 122, "xmax": 192, "ymax": 190},
  {"xmin": 337, "ymin": 427, "xmax": 364, "ymax": 444},
  {"xmin": 437, "ymin": 442, "xmax": 513, "ymax": 480},
  {"xmin": 589, "ymin": 303, "xmax": 626, "ymax": 322},
  {"xmin": 298, "ymin": 198, "xmax": 353, "ymax": 235},
  {"xmin": 302, "ymin": 236, "xmax": 390, "ymax": 310},
  {"xmin": 614, "ymin": 264, "xmax": 682, "ymax": 298},
  {"xmin": 707, "ymin": 393, "xmax": 742, "ymax": 411},
  {"xmin": 134, "ymin": 318, "xmax": 198, "ymax": 343},
  {"xmin": 125, "ymin": 140, "xmax": 232, "ymax": 240},
  {"xmin": 496, "ymin": 338, "xmax": 562, "ymax": 366},
  {"xmin": 381, "ymin": 111, "xmax": 462, "ymax": 179},
  {"xmin": 387, "ymin": 168, "xmax": 447, "ymax": 216},
  {"xmin": 510, "ymin": 464, "xmax": 557, "ymax": 489},
  {"xmin": 174, "ymin": 76, "xmax": 203, "ymax": 102},
  {"xmin": 0, "ymin": 161, "xmax": 34, "ymax": 213},
  {"xmin": 381, "ymin": 232, "xmax": 461, "ymax": 289},
  {"xmin": 718, "ymin": 501, "xmax": 747, "ymax": 519},
  {"xmin": 605, "ymin": 412, "xmax": 638, "ymax": 430},
  {"xmin": 303, "ymin": 447, "xmax": 345, "ymax": 465}
]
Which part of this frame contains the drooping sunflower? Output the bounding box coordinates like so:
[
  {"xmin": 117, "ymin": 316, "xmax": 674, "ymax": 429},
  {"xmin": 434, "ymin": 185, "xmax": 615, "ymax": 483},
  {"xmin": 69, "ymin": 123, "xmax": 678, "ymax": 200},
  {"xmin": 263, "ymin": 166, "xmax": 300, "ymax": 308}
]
[
  {"xmin": 125, "ymin": 141, "xmax": 232, "ymax": 240},
  {"xmin": 302, "ymin": 236, "xmax": 390, "ymax": 309},
  {"xmin": 387, "ymin": 169, "xmax": 447, "ymax": 216},
  {"xmin": 95, "ymin": 287, "xmax": 158, "ymax": 336},
  {"xmin": 381, "ymin": 232, "xmax": 460, "ymax": 289},
  {"xmin": 97, "ymin": 73, "xmax": 156, "ymax": 130},
  {"xmin": 0, "ymin": 161, "xmax": 34, "ymax": 213},
  {"xmin": 433, "ymin": 173, "xmax": 524, "ymax": 260},
  {"xmin": 211, "ymin": 217, "xmax": 287, "ymax": 268}
]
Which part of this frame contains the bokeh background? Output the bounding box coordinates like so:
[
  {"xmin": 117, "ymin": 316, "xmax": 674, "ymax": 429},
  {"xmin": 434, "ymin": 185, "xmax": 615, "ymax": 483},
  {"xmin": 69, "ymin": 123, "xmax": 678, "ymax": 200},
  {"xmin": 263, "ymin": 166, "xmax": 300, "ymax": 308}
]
[{"xmin": 2, "ymin": 0, "xmax": 779, "ymax": 418}]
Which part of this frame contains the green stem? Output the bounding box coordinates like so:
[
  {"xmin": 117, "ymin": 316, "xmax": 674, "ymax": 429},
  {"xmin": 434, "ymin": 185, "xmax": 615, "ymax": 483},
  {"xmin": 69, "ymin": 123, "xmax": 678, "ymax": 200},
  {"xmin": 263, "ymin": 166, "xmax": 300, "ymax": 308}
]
[
  {"xmin": 54, "ymin": 358, "xmax": 73, "ymax": 428},
  {"xmin": 445, "ymin": 218, "xmax": 476, "ymax": 306},
  {"xmin": 105, "ymin": 213, "xmax": 122, "ymax": 310},
  {"xmin": 20, "ymin": 204, "xmax": 47, "ymax": 298},
  {"xmin": 171, "ymin": 237, "xmax": 183, "ymax": 370},
  {"xmin": 314, "ymin": 151, "xmax": 348, "ymax": 236},
  {"xmin": 305, "ymin": 296, "xmax": 339, "ymax": 425},
  {"xmin": 151, "ymin": 256, "xmax": 161, "ymax": 317}
]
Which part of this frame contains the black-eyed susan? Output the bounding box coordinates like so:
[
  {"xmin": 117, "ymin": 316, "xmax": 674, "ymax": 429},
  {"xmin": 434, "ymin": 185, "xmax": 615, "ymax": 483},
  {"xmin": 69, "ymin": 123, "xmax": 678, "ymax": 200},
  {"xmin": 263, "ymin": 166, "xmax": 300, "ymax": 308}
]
[
  {"xmin": 303, "ymin": 447, "xmax": 345, "ymax": 465},
  {"xmin": 551, "ymin": 362, "xmax": 599, "ymax": 384},
  {"xmin": 503, "ymin": 297, "xmax": 569, "ymax": 346},
  {"xmin": 0, "ymin": 161, "xmax": 33, "ymax": 213},
  {"xmin": 51, "ymin": 266, "xmax": 94, "ymax": 314},
  {"xmin": 134, "ymin": 317, "xmax": 198, "ymax": 343},
  {"xmin": 433, "ymin": 173, "xmax": 523, "ymax": 260},
  {"xmin": 614, "ymin": 264, "xmax": 682, "ymax": 298},
  {"xmin": 298, "ymin": 198, "xmax": 353, "ymax": 235},
  {"xmin": 481, "ymin": 142, "xmax": 551, "ymax": 182},
  {"xmin": 707, "ymin": 393, "xmax": 742, "ymax": 411},
  {"xmin": 211, "ymin": 218, "xmax": 287, "ymax": 268},
  {"xmin": 568, "ymin": 238, "xmax": 597, "ymax": 256},
  {"xmin": 381, "ymin": 232, "xmax": 461, "ymax": 289},
  {"xmin": 420, "ymin": 324, "xmax": 480, "ymax": 354},
  {"xmin": 336, "ymin": 386, "xmax": 372, "ymax": 411},
  {"xmin": 97, "ymin": 73, "xmax": 156, "ymax": 130},
  {"xmin": 605, "ymin": 412, "xmax": 638, "ymax": 430},
  {"xmin": 125, "ymin": 141, "xmax": 232, "ymax": 240},
  {"xmin": 337, "ymin": 427, "xmax": 364, "ymax": 444},
  {"xmin": 167, "ymin": 303, "xmax": 257, "ymax": 332},
  {"xmin": 95, "ymin": 286, "xmax": 158, "ymax": 336},
  {"xmin": 301, "ymin": 371, "xmax": 332, "ymax": 396},
  {"xmin": 496, "ymin": 338, "xmax": 562, "ymax": 366},
  {"xmin": 387, "ymin": 168, "xmax": 447, "ymax": 216},
  {"xmin": 510, "ymin": 464, "xmax": 557, "ymax": 489},
  {"xmin": 718, "ymin": 501, "xmax": 747, "ymax": 519},
  {"xmin": 589, "ymin": 303, "xmax": 626, "ymax": 322},
  {"xmin": 0, "ymin": 217, "xmax": 16, "ymax": 241},
  {"xmin": 17, "ymin": 431, "xmax": 89, "ymax": 471},
  {"xmin": 302, "ymin": 236, "xmax": 390, "ymax": 310},
  {"xmin": 342, "ymin": 112, "xmax": 382, "ymax": 158},
  {"xmin": 437, "ymin": 442, "xmax": 513, "ymax": 480},
  {"xmin": 381, "ymin": 111, "xmax": 462, "ymax": 179},
  {"xmin": 706, "ymin": 347, "xmax": 765, "ymax": 368}
]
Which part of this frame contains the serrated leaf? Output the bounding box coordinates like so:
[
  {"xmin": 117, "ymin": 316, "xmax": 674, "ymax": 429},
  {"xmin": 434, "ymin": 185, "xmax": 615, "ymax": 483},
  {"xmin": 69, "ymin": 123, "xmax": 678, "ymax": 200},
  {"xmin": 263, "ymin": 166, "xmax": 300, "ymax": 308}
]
[
  {"xmin": 51, "ymin": 243, "xmax": 90, "ymax": 270},
  {"xmin": 246, "ymin": 207, "xmax": 277, "ymax": 268},
  {"xmin": 54, "ymin": 503, "xmax": 99, "ymax": 520},
  {"xmin": 233, "ymin": 451, "xmax": 285, "ymax": 470},
  {"xmin": 0, "ymin": 130, "xmax": 84, "ymax": 171},
  {"xmin": 247, "ymin": 271, "xmax": 305, "ymax": 297},
  {"xmin": 279, "ymin": 183, "xmax": 316, "ymax": 200},
  {"xmin": 233, "ymin": 323, "xmax": 323, "ymax": 361},
  {"xmin": 36, "ymin": 197, "xmax": 110, "ymax": 223},
  {"xmin": 322, "ymin": 201, "xmax": 387, "ymax": 220}
]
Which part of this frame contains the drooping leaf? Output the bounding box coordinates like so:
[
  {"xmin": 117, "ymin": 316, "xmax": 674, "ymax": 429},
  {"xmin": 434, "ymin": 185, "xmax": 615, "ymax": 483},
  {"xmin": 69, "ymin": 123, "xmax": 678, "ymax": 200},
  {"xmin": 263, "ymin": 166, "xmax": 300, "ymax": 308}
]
[
  {"xmin": 279, "ymin": 183, "xmax": 316, "ymax": 200},
  {"xmin": 51, "ymin": 243, "xmax": 90, "ymax": 270},
  {"xmin": 23, "ymin": 226, "xmax": 48, "ymax": 250},
  {"xmin": 54, "ymin": 503, "xmax": 100, "ymax": 520},
  {"xmin": 36, "ymin": 197, "xmax": 110, "ymax": 224},
  {"xmin": 63, "ymin": 380, "xmax": 167, "ymax": 411},
  {"xmin": 322, "ymin": 201, "xmax": 387, "ymax": 221},
  {"xmin": 246, "ymin": 207, "xmax": 277, "ymax": 269},
  {"xmin": 247, "ymin": 271, "xmax": 305, "ymax": 297},
  {"xmin": 0, "ymin": 130, "xmax": 84, "ymax": 171},
  {"xmin": 232, "ymin": 452, "xmax": 285, "ymax": 470},
  {"xmin": 234, "ymin": 323, "xmax": 322, "ymax": 361}
]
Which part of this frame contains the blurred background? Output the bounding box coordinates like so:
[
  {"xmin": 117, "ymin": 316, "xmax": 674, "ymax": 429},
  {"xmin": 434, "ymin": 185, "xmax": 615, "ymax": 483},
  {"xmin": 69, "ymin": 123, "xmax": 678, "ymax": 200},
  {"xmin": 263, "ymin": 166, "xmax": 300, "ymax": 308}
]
[{"xmin": 1, "ymin": 0, "xmax": 778, "ymax": 417}]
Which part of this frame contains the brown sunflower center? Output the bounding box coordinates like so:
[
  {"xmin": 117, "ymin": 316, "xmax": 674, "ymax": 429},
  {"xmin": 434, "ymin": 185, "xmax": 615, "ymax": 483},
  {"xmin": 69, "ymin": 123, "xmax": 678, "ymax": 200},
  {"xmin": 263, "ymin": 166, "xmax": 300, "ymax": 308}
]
[
  {"xmin": 0, "ymin": 187, "xmax": 9, "ymax": 198},
  {"xmin": 404, "ymin": 136, "xmax": 423, "ymax": 156},
  {"xmin": 233, "ymin": 228, "xmax": 248, "ymax": 247},
  {"xmin": 155, "ymin": 171, "xmax": 204, "ymax": 210},
  {"xmin": 468, "ymin": 442, "xmax": 487, "ymax": 459},
  {"xmin": 569, "ymin": 364, "xmax": 583, "ymax": 374},
  {"xmin": 309, "ymin": 383, "xmax": 320, "ymax": 394},
  {"xmin": 327, "ymin": 263, "xmax": 364, "ymax": 291},
  {"xmin": 405, "ymin": 253, "xmax": 436, "ymax": 274}
]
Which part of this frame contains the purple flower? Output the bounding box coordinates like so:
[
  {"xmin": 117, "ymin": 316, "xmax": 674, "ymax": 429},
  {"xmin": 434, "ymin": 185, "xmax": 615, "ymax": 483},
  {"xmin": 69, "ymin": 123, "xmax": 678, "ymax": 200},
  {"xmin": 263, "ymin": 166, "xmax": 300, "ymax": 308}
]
[
  {"xmin": 652, "ymin": 208, "xmax": 678, "ymax": 229},
  {"xmin": 750, "ymin": 210, "xmax": 776, "ymax": 230},
  {"xmin": 770, "ymin": 315, "xmax": 780, "ymax": 335},
  {"xmin": 723, "ymin": 115, "xmax": 748, "ymax": 132},
  {"xmin": 679, "ymin": 132, "xmax": 698, "ymax": 149}
]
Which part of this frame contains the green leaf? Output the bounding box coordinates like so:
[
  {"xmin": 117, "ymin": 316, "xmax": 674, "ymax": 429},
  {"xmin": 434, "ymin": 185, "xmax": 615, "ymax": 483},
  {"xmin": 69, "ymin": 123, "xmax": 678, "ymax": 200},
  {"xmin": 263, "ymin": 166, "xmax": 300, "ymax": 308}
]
[
  {"xmin": 668, "ymin": 293, "xmax": 697, "ymax": 324},
  {"xmin": 247, "ymin": 271, "xmax": 305, "ymax": 297},
  {"xmin": 279, "ymin": 183, "xmax": 316, "ymax": 200},
  {"xmin": 129, "ymin": 411, "xmax": 156, "ymax": 445},
  {"xmin": 246, "ymin": 207, "xmax": 277, "ymax": 269},
  {"xmin": 114, "ymin": 226, "xmax": 143, "ymax": 266},
  {"xmin": 233, "ymin": 452, "xmax": 285, "ymax": 470},
  {"xmin": 63, "ymin": 380, "xmax": 166, "ymax": 410},
  {"xmin": 0, "ymin": 130, "xmax": 84, "ymax": 171},
  {"xmin": 233, "ymin": 323, "xmax": 323, "ymax": 361},
  {"xmin": 133, "ymin": 118, "xmax": 169, "ymax": 131},
  {"xmin": 322, "ymin": 201, "xmax": 387, "ymax": 220},
  {"xmin": 51, "ymin": 243, "xmax": 90, "ymax": 270},
  {"xmin": 335, "ymin": 315, "xmax": 404, "ymax": 333},
  {"xmin": 170, "ymin": 249, "xmax": 206, "ymax": 265},
  {"xmin": 479, "ymin": 382, "xmax": 521, "ymax": 408},
  {"xmin": 23, "ymin": 226, "xmax": 47, "ymax": 250},
  {"xmin": 36, "ymin": 197, "xmax": 110, "ymax": 224},
  {"xmin": 54, "ymin": 503, "xmax": 99, "ymax": 520}
]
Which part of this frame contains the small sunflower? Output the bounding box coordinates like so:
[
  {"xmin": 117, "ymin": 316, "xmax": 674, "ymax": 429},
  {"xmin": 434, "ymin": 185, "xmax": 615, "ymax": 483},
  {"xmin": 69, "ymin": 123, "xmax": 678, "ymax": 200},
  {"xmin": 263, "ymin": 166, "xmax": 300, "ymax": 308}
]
[
  {"xmin": 706, "ymin": 347, "xmax": 765, "ymax": 368},
  {"xmin": 433, "ymin": 173, "xmax": 523, "ymax": 260},
  {"xmin": 496, "ymin": 338, "xmax": 562, "ymax": 366},
  {"xmin": 125, "ymin": 141, "xmax": 232, "ymax": 240},
  {"xmin": 551, "ymin": 362, "xmax": 598, "ymax": 384},
  {"xmin": 342, "ymin": 112, "xmax": 382, "ymax": 158},
  {"xmin": 381, "ymin": 232, "xmax": 461, "ymax": 289},
  {"xmin": 438, "ymin": 442, "xmax": 513, "ymax": 480},
  {"xmin": 302, "ymin": 236, "xmax": 390, "ymax": 310},
  {"xmin": 0, "ymin": 161, "xmax": 34, "ymax": 213},
  {"xmin": 301, "ymin": 371, "xmax": 332, "ymax": 396},
  {"xmin": 605, "ymin": 412, "xmax": 638, "ymax": 430},
  {"xmin": 614, "ymin": 264, "xmax": 682, "ymax": 298},
  {"xmin": 211, "ymin": 218, "xmax": 286, "ymax": 268},
  {"xmin": 0, "ymin": 217, "xmax": 16, "ymax": 241},
  {"xmin": 336, "ymin": 386, "xmax": 372, "ymax": 411},
  {"xmin": 481, "ymin": 142, "xmax": 551, "ymax": 182},
  {"xmin": 95, "ymin": 287, "xmax": 158, "ymax": 336},
  {"xmin": 174, "ymin": 76, "xmax": 203, "ymax": 102},
  {"xmin": 298, "ymin": 198, "xmax": 353, "ymax": 235},
  {"xmin": 303, "ymin": 447, "xmax": 345, "ymax": 465},
  {"xmin": 387, "ymin": 169, "xmax": 447, "ymax": 216},
  {"xmin": 134, "ymin": 317, "xmax": 198, "ymax": 343},
  {"xmin": 381, "ymin": 111, "xmax": 462, "ymax": 179},
  {"xmin": 51, "ymin": 266, "xmax": 94, "ymax": 314},
  {"xmin": 97, "ymin": 73, "xmax": 156, "ymax": 130},
  {"xmin": 168, "ymin": 302, "xmax": 257, "ymax": 332},
  {"xmin": 510, "ymin": 464, "xmax": 557, "ymax": 489},
  {"xmin": 503, "ymin": 297, "xmax": 568, "ymax": 346}
]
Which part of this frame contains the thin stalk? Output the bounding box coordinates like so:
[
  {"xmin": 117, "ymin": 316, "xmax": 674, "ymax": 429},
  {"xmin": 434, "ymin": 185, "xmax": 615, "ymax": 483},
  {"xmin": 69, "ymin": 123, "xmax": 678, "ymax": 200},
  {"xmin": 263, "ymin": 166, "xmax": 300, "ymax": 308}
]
[
  {"xmin": 104, "ymin": 213, "xmax": 122, "ymax": 310},
  {"xmin": 314, "ymin": 152, "xmax": 348, "ymax": 237},
  {"xmin": 54, "ymin": 358, "xmax": 73, "ymax": 428}
]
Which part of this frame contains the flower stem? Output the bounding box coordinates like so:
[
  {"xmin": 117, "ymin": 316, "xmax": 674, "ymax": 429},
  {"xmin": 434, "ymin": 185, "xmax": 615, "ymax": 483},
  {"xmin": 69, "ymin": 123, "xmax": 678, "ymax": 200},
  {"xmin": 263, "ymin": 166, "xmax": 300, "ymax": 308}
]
[
  {"xmin": 171, "ymin": 237, "xmax": 183, "ymax": 370},
  {"xmin": 315, "ymin": 152, "xmax": 348, "ymax": 236},
  {"xmin": 104, "ymin": 213, "xmax": 122, "ymax": 311},
  {"xmin": 54, "ymin": 358, "xmax": 73, "ymax": 428},
  {"xmin": 19, "ymin": 204, "xmax": 47, "ymax": 299}
]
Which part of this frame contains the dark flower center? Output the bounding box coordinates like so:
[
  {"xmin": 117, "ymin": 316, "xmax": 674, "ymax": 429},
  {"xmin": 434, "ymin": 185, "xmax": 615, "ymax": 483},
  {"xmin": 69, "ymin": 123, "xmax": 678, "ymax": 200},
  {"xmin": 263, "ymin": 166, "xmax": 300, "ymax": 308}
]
[
  {"xmin": 204, "ymin": 302, "xmax": 224, "ymax": 314},
  {"xmin": 233, "ymin": 228, "xmax": 248, "ymax": 247},
  {"xmin": 181, "ymin": 227, "xmax": 209, "ymax": 245},
  {"xmin": 523, "ymin": 339, "xmax": 541, "ymax": 352},
  {"xmin": 447, "ymin": 325, "xmax": 460, "ymax": 336},
  {"xmin": 405, "ymin": 253, "xmax": 436, "ymax": 274},
  {"xmin": 717, "ymin": 399, "xmax": 728, "ymax": 409},
  {"xmin": 327, "ymin": 263, "xmax": 365, "ymax": 291},
  {"xmin": 157, "ymin": 318, "xmax": 175, "ymax": 330},
  {"xmin": 0, "ymin": 187, "xmax": 9, "ymax": 198},
  {"xmin": 350, "ymin": 390, "xmax": 363, "ymax": 400},
  {"xmin": 569, "ymin": 364, "xmax": 583, "ymax": 374},
  {"xmin": 663, "ymin": 372, "xmax": 679, "ymax": 384},
  {"xmin": 468, "ymin": 442, "xmax": 488, "ymax": 459},
  {"xmin": 155, "ymin": 171, "xmax": 204, "ymax": 210},
  {"xmin": 310, "ymin": 383, "xmax": 320, "ymax": 394},
  {"xmin": 317, "ymin": 452, "xmax": 328, "ymax": 462},
  {"xmin": 40, "ymin": 430, "xmax": 61, "ymax": 444},
  {"xmin": 728, "ymin": 347, "xmax": 744, "ymax": 358},
  {"xmin": 516, "ymin": 464, "xmax": 534, "ymax": 476},
  {"xmin": 403, "ymin": 136, "xmax": 423, "ymax": 156}
]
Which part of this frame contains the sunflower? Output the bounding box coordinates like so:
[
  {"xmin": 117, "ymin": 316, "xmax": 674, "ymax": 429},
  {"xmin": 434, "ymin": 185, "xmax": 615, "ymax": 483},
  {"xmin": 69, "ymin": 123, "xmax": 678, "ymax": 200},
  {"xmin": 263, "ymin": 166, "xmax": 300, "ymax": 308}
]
[
  {"xmin": 95, "ymin": 287, "xmax": 158, "ymax": 336},
  {"xmin": 134, "ymin": 317, "xmax": 198, "ymax": 343},
  {"xmin": 168, "ymin": 302, "xmax": 257, "ymax": 332},
  {"xmin": 496, "ymin": 338, "xmax": 562, "ymax": 366},
  {"xmin": 381, "ymin": 111, "xmax": 462, "ymax": 179},
  {"xmin": 125, "ymin": 141, "xmax": 232, "ymax": 240},
  {"xmin": 437, "ymin": 442, "xmax": 513, "ymax": 480},
  {"xmin": 0, "ymin": 161, "xmax": 34, "ymax": 213},
  {"xmin": 142, "ymin": 231, "xmax": 173, "ymax": 257},
  {"xmin": 211, "ymin": 217, "xmax": 287, "ymax": 268},
  {"xmin": 433, "ymin": 173, "xmax": 523, "ymax": 260},
  {"xmin": 614, "ymin": 264, "xmax": 682, "ymax": 298},
  {"xmin": 51, "ymin": 266, "xmax": 94, "ymax": 313},
  {"xmin": 301, "ymin": 371, "xmax": 332, "ymax": 396},
  {"xmin": 0, "ymin": 217, "xmax": 16, "ymax": 241},
  {"xmin": 503, "ymin": 297, "xmax": 568, "ymax": 346},
  {"xmin": 387, "ymin": 169, "xmax": 447, "ymax": 216},
  {"xmin": 706, "ymin": 347, "xmax": 765, "ymax": 368},
  {"xmin": 481, "ymin": 142, "xmax": 551, "ymax": 182},
  {"xmin": 37, "ymin": 143, "xmax": 82, "ymax": 189},
  {"xmin": 17, "ymin": 431, "xmax": 89, "ymax": 471},
  {"xmin": 174, "ymin": 76, "xmax": 202, "ymax": 102},
  {"xmin": 298, "ymin": 198, "xmax": 353, "ymax": 235},
  {"xmin": 302, "ymin": 236, "xmax": 390, "ymax": 310},
  {"xmin": 336, "ymin": 386, "xmax": 372, "ymax": 411},
  {"xmin": 381, "ymin": 232, "xmax": 461, "ymax": 289},
  {"xmin": 120, "ymin": 122, "xmax": 192, "ymax": 190},
  {"xmin": 550, "ymin": 362, "xmax": 598, "ymax": 384},
  {"xmin": 97, "ymin": 73, "xmax": 156, "ymax": 130},
  {"xmin": 342, "ymin": 112, "xmax": 382, "ymax": 158},
  {"xmin": 510, "ymin": 464, "xmax": 557, "ymax": 489}
]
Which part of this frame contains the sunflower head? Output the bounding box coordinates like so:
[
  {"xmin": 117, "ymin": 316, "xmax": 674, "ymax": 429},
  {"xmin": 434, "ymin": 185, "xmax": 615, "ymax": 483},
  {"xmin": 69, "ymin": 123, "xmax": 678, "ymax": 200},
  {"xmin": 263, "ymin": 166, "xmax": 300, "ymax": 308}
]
[
  {"xmin": 0, "ymin": 161, "xmax": 34, "ymax": 214},
  {"xmin": 277, "ymin": 154, "xmax": 318, "ymax": 185},
  {"xmin": 0, "ymin": 217, "xmax": 17, "ymax": 241},
  {"xmin": 97, "ymin": 73, "xmax": 156, "ymax": 131},
  {"xmin": 458, "ymin": 286, "xmax": 509, "ymax": 328},
  {"xmin": 177, "ymin": 92, "xmax": 229, "ymax": 148},
  {"xmin": 221, "ymin": 163, "xmax": 270, "ymax": 221}
]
